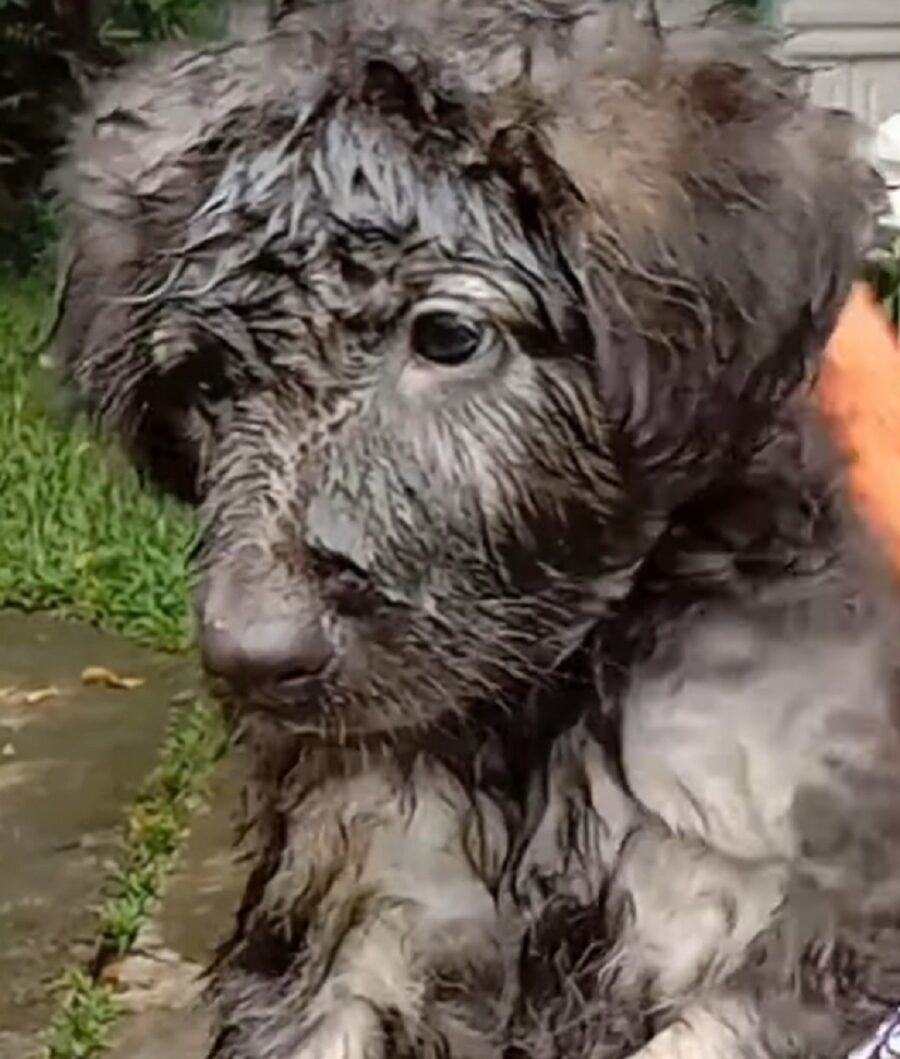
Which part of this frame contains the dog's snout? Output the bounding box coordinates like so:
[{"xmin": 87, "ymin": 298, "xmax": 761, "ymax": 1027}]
[{"xmin": 199, "ymin": 578, "xmax": 333, "ymax": 688}]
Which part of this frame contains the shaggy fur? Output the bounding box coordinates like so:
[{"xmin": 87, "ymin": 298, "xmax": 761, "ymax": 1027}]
[{"xmin": 52, "ymin": 2, "xmax": 900, "ymax": 1056}]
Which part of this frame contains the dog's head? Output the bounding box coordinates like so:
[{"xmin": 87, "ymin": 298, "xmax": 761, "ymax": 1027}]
[{"xmin": 53, "ymin": 0, "xmax": 881, "ymax": 736}]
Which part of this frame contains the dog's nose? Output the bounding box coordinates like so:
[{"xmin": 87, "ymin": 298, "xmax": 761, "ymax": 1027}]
[{"xmin": 199, "ymin": 586, "xmax": 333, "ymax": 687}]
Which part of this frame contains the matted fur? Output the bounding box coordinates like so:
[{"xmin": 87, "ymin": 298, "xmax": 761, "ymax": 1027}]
[{"xmin": 52, "ymin": 2, "xmax": 900, "ymax": 1056}]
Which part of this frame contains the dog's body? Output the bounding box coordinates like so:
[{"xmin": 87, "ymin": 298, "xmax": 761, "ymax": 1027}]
[
  {"xmin": 207, "ymin": 411, "xmax": 900, "ymax": 1059},
  {"xmin": 53, "ymin": 2, "xmax": 900, "ymax": 1056}
]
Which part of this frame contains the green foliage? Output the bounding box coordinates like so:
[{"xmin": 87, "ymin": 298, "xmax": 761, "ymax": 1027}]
[
  {"xmin": 866, "ymin": 236, "xmax": 900, "ymax": 331},
  {"xmin": 45, "ymin": 971, "xmax": 119, "ymax": 1059},
  {"xmin": 0, "ymin": 0, "xmax": 228, "ymax": 268},
  {"xmin": 98, "ymin": 0, "xmax": 229, "ymax": 45},
  {"xmin": 0, "ymin": 0, "xmax": 74, "ymax": 264},
  {"xmin": 0, "ymin": 274, "xmax": 195, "ymax": 650}
]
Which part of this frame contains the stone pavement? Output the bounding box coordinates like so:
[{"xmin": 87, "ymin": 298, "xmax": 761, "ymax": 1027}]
[{"xmin": 0, "ymin": 610, "xmax": 241, "ymax": 1059}]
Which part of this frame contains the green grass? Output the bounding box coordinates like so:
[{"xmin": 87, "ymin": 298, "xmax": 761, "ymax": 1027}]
[
  {"xmin": 44, "ymin": 972, "xmax": 119, "ymax": 1059},
  {"xmin": 0, "ymin": 270, "xmax": 225, "ymax": 1058},
  {"xmin": 96, "ymin": 697, "xmax": 226, "ymax": 961},
  {"xmin": 0, "ymin": 273, "xmax": 195, "ymax": 651}
]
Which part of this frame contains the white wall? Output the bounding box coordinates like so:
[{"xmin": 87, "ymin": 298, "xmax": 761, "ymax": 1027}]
[{"xmin": 774, "ymin": 0, "xmax": 900, "ymax": 128}]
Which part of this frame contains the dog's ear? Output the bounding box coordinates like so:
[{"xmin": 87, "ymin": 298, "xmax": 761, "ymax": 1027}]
[
  {"xmin": 537, "ymin": 23, "xmax": 886, "ymax": 503},
  {"xmin": 53, "ymin": 45, "xmax": 213, "ymax": 407},
  {"xmin": 50, "ymin": 46, "xmax": 212, "ymax": 499},
  {"xmin": 51, "ymin": 29, "xmax": 326, "ymax": 501}
]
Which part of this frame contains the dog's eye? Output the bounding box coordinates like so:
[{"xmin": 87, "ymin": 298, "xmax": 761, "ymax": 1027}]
[{"xmin": 409, "ymin": 311, "xmax": 485, "ymax": 366}]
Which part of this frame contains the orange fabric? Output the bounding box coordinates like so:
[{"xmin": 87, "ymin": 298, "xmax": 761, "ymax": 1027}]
[{"xmin": 817, "ymin": 283, "xmax": 900, "ymax": 572}]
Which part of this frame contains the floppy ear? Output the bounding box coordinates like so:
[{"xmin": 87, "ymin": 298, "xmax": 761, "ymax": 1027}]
[
  {"xmin": 51, "ymin": 30, "xmax": 324, "ymax": 501},
  {"xmin": 51, "ymin": 47, "xmax": 214, "ymax": 501},
  {"xmin": 541, "ymin": 22, "xmax": 886, "ymax": 508}
]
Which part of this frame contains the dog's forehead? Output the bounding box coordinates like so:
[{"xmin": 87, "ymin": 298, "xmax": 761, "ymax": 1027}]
[
  {"xmin": 182, "ymin": 101, "xmax": 555, "ymax": 293},
  {"xmin": 143, "ymin": 96, "xmax": 574, "ymax": 389}
]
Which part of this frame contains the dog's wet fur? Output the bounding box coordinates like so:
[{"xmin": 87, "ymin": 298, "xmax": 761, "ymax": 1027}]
[{"xmin": 52, "ymin": 2, "xmax": 900, "ymax": 1056}]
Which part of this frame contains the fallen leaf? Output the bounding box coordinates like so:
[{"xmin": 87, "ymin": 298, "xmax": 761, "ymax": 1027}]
[
  {"xmin": 24, "ymin": 686, "xmax": 61, "ymax": 705},
  {"xmin": 99, "ymin": 960, "xmax": 124, "ymax": 987},
  {"xmin": 80, "ymin": 666, "xmax": 146, "ymax": 691}
]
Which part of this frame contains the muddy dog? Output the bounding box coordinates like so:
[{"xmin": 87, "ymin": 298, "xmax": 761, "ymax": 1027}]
[{"xmin": 52, "ymin": 2, "xmax": 900, "ymax": 1056}]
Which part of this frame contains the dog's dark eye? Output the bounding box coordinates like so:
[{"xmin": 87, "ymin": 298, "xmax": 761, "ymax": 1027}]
[{"xmin": 410, "ymin": 311, "xmax": 484, "ymax": 366}]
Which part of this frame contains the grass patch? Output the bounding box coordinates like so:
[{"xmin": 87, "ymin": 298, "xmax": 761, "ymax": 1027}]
[
  {"xmin": 96, "ymin": 698, "xmax": 226, "ymax": 961},
  {"xmin": 44, "ymin": 972, "xmax": 119, "ymax": 1059},
  {"xmin": 0, "ymin": 273, "xmax": 194, "ymax": 651}
]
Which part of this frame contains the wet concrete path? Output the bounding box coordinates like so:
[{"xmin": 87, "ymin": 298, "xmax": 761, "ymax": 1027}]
[
  {"xmin": 103, "ymin": 763, "xmax": 245, "ymax": 1059},
  {"xmin": 0, "ymin": 611, "xmax": 207, "ymax": 1057}
]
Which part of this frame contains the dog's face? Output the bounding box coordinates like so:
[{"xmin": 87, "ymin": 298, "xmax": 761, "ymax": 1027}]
[
  {"xmin": 53, "ymin": 1, "xmax": 879, "ymax": 736},
  {"xmin": 174, "ymin": 93, "xmax": 633, "ymax": 736}
]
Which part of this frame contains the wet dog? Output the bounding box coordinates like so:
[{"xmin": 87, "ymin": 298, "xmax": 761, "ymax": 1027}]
[{"xmin": 53, "ymin": 2, "xmax": 900, "ymax": 1055}]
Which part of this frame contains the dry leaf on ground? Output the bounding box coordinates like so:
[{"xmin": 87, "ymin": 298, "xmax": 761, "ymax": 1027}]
[
  {"xmin": 80, "ymin": 666, "xmax": 146, "ymax": 691},
  {"xmin": 24, "ymin": 686, "xmax": 61, "ymax": 705}
]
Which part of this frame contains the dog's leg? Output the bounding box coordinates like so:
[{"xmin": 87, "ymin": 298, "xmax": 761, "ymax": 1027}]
[
  {"xmin": 624, "ymin": 1010, "xmax": 743, "ymax": 1059},
  {"xmin": 611, "ymin": 600, "xmax": 900, "ymax": 1059},
  {"xmin": 209, "ymin": 752, "xmax": 509, "ymax": 1059},
  {"xmin": 510, "ymin": 723, "xmax": 795, "ymax": 1059},
  {"xmin": 620, "ymin": 995, "xmax": 804, "ymax": 1059}
]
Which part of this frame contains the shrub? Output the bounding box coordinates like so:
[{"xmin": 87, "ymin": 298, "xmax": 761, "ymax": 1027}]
[
  {"xmin": 866, "ymin": 237, "xmax": 900, "ymax": 331},
  {"xmin": 0, "ymin": 0, "xmax": 227, "ymax": 269}
]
